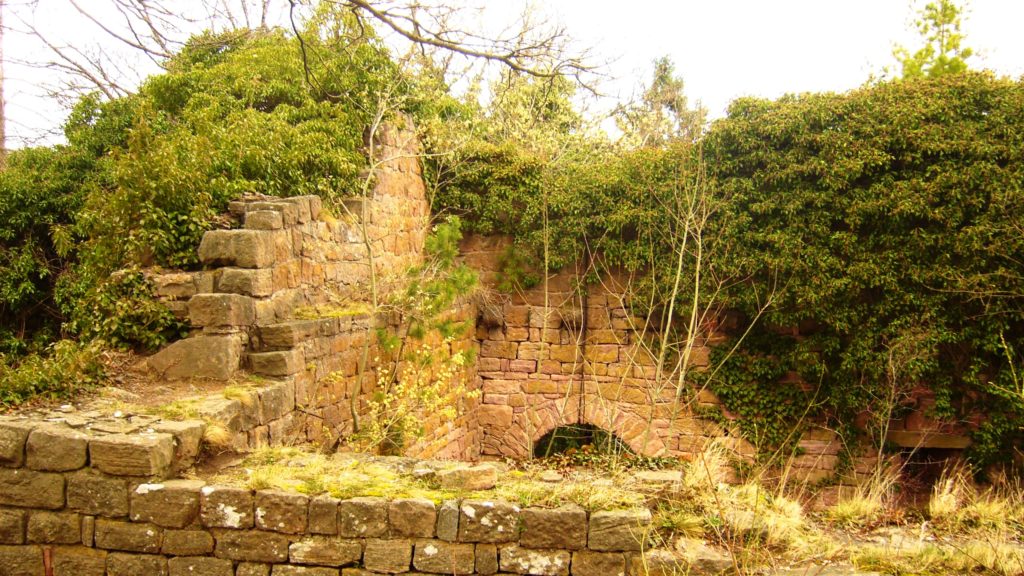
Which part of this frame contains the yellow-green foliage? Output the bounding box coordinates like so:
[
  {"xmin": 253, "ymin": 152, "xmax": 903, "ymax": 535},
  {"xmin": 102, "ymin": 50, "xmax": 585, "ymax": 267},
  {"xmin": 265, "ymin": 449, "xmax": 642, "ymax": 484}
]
[{"xmin": 0, "ymin": 340, "xmax": 105, "ymax": 407}]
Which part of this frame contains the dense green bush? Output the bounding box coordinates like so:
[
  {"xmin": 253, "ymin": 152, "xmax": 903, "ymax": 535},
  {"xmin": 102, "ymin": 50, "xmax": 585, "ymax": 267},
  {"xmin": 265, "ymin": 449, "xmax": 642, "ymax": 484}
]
[
  {"xmin": 701, "ymin": 73, "xmax": 1024, "ymax": 464},
  {"xmin": 436, "ymin": 72, "xmax": 1024, "ymax": 465}
]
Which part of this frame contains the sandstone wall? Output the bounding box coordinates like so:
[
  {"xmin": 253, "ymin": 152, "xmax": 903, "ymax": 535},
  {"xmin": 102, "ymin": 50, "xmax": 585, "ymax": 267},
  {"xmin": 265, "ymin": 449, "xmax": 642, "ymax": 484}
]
[
  {"xmin": 0, "ymin": 418, "xmax": 659, "ymax": 576},
  {"xmin": 462, "ymin": 236, "xmax": 869, "ymax": 484}
]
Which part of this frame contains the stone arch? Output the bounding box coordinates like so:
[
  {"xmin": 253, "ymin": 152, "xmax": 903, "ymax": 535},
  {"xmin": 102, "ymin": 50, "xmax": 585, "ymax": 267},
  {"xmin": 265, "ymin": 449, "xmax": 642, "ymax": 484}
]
[{"xmin": 529, "ymin": 404, "xmax": 667, "ymax": 457}]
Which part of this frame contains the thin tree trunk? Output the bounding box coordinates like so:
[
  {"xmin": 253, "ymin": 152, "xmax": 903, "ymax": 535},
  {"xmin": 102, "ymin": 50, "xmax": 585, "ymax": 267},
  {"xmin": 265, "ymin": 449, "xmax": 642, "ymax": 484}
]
[{"xmin": 1, "ymin": 0, "xmax": 7, "ymax": 169}]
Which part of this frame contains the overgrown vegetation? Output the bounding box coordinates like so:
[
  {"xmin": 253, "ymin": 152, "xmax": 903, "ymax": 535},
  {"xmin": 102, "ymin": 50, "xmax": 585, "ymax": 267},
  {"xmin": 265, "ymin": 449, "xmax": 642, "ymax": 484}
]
[
  {"xmin": 0, "ymin": 6, "xmax": 406, "ymax": 404},
  {"xmin": 353, "ymin": 217, "xmax": 479, "ymax": 454},
  {"xmin": 0, "ymin": 0, "xmax": 1021, "ymax": 479}
]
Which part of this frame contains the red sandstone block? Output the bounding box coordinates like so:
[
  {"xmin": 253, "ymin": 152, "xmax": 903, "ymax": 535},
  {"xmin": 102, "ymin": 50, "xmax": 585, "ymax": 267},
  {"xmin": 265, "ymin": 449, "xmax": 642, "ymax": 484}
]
[
  {"xmin": 549, "ymin": 345, "xmax": 578, "ymax": 363},
  {"xmin": 505, "ymin": 327, "xmax": 530, "ymax": 342},
  {"xmin": 481, "ymin": 379, "xmax": 521, "ymax": 394},
  {"xmin": 505, "ymin": 306, "xmax": 530, "ymax": 326},
  {"xmin": 516, "ymin": 342, "xmax": 545, "ymax": 360},
  {"xmin": 586, "ymin": 308, "xmax": 612, "ymax": 329},
  {"xmin": 480, "ymin": 341, "xmax": 517, "ymax": 360},
  {"xmin": 586, "ymin": 330, "xmax": 621, "ymax": 345},
  {"xmin": 539, "ymin": 360, "xmax": 561, "ymax": 374},
  {"xmin": 585, "ymin": 345, "xmax": 618, "ymax": 363},
  {"xmin": 477, "ymin": 358, "xmax": 503, "ymax": 373},
  {"xmin": 530, "ymin": 328, "xmax": 561, "ymax": 344},
  {"xmin": 509, "ymin": 359, "xmax": 537, "ymax": 372}
]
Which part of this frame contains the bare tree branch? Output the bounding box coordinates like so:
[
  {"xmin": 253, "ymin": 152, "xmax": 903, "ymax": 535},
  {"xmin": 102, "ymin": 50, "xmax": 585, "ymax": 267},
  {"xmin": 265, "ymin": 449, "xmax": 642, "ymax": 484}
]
[{"xmin": 335, "ymin": 0, "xmax": 598, "ymax": 90}]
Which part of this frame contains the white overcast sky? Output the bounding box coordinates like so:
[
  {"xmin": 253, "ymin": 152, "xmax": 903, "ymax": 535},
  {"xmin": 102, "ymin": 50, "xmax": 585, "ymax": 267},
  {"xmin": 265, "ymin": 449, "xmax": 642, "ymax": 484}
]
[{"xmin": 5, "ymin": 0, "xmax": 1024, "ymax": 147}]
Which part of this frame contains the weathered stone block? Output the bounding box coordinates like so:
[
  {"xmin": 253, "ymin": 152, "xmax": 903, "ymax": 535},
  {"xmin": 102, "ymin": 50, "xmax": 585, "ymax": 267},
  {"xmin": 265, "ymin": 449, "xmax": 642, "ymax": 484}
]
[
  {"xmin": 25, "ymin": 424, "xmax": 88, "ymax": 471},
  {"xmin": 27, "ymin": 511, "xmax": 80, "ymax": 544},
  {"xmin": 587, "ymin": 509, "xmax": 651, "ymax": 551},
  {"xmin": 500, "ymin": 544, "xmax": 571, "ymax": 576},
  {"xmin": 255, "ymin": 490, "xmax": 308, "ymax": 534},
  {"xmin": 477, "ymin": 405, "xmax": 514, "ymax": 430},
  {"xmin": 259, "ymin": 381, "xmax": 296, "ymax": 423},
  {"xmin": 0, "ymin": 509, "xmax": 25, "ymax": 544},
  {"xmin": 197, "ymin": 397, "xmax": 245, "ymax": 432},
  {"xmin": 413, "ymin": 540, "xmax": 475, "ymax": 574},
  {"xmin": 81, "ymin": 516, "xmax": 95, "ymax": 547},
  {"xmin": 363, "ymin": 538, "xmax": 412, "ymax": 573},
  {"xmin": 53, "ymin": 545, "xmax": 107, "ymax": 576},
  {"xmin": 189, "ymin": 293, "xmax": 255, "ymax": 327},
  {"xmin": 152, "ymin": 420, "xmax": 205, "ymax": 469},
  {"xmin": 249, "ymin": 350, "xmax": 304, "ymax": 377},
  {"xmin": 89, "ymin": 433, "xmax": 175, "ymax": 477},
  {"xmin": 0, "ymin": 420, "xmax": 34, "ymax": 467},
  {"xmin": 438, "ymin": 465, "xmax": 498, "ymax": 491},
  {"xmin": 245, "ymin": 210, "xmax": 285, "ymax": 230},
  {"xmin": 0, "ymin": 468, "xmax": 64, "ymax": 509},
  {"xmin": 131, "ymin": 479, "xmax": 203, "ymax": 528},
  {"xmin": 288, "ymin": 536, "xmax": 362, "ymax": 566},
  {"xmin": 308, "ymin": 495, "xmax": 339, "ymax": 535},
  {"xmin": 627, "ymin": 549, "xmax": 688, "ymax": 576},
  {"xmin": 272, "ymin": 566, "xmax": 339, "ymax": 576},
  {"xmin": 237, "ymin": 563, "xmax": 272, "ymax": 576},
  {"xmin": 886, "ymin": 430, "xmax": 972, "ymax": 449},
  {"xmin": 68, "ymin": 471, "xmax": 129, "ymax": 517},
  {"xmin": 94, "ymin": 519, "xmax": 162, "ymax": 553},
  {"xmin": 259, "ymin": 320, "xmax": 319, "ymax": 349},
  {"xmin": 475, "ymin": 543, "xmax": 498, "ymax": 575},
  {"xmin": 213, "ymin": 529, "xmax": 290, "ymax": 563},
  {"xmin": 149, "ymin": 271, "xmax": 200, "ymax": 299},
  {"xmin": 337, "ymin": 497, "xmax": 388, "ymax": 538},
  {"xmin": 520, "ymin": 505, "xmax": 587, "ymax": 550},
  {"xmin": 168, "ymin": 556, "xmax": 234, "ymax": 576},
  {"xmin": 458, "ymin": 500, "xmax": 519, "ymax": 543},
  {"xmin": 147, "ymin": 334, "xmax": 245, "ymax": 381},
  {"xmin": 201, "ymin": 486, "xmax": 254, "ymax": 529},
  {"xmin": 106, "ymin": 552, "xmax": 168, "ymax": 576},
  {"xmin": 199, "ymin": 229, "xmax": 277, "ymax": 269},
  {"xmin": 162, "ymin": 529, "xmax": 214, "ymax": 556},
  {"xmin": 436, "ymin": 499, "xmax": 459, "ymax": 542},
  {"xmin": 632, "ymin": 470, "xmax": 682, "ymax": 487},
  {"xmin": 571, "ymin": 551, "xmax": 625, "ymax": 576},
  {"xmin": 389, "ymin": 498, "xmax": 436, "ymax": 538},
  {"xmin": 0, "ymin": 544, "xmax": 43, "ymax": 575}
]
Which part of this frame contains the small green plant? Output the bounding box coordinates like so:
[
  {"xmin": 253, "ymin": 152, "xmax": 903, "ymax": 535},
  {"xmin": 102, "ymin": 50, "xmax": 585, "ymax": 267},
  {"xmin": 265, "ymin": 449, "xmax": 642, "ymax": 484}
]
[
  {"xmin": 65, "ymin": 268, "xmax": 188, "ymax": 351},
  {"xmin": 0, "ymin": 339, "xmax": 106, "ymax": 407},
  {"xmin": 354, "ymin": 217, "xmax": 480, "ymax": 454}
]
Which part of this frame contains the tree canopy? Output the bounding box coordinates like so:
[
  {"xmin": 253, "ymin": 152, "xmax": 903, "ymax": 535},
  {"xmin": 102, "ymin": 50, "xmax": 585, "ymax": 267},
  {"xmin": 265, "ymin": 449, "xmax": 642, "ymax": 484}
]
[{"xmin": 894, "ymin": 0, "xmax": 975, "ymax": 79}]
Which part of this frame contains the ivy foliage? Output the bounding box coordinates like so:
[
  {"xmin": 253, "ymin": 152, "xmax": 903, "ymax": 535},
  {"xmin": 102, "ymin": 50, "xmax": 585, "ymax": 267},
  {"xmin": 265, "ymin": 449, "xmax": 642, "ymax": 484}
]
[
  {"xmin": 702, "ymin": 72, "xmax": 1024, "ymax": 463},
  {"xmin": 435, "ymin": 70, "xmax": 1024, "ymax": 465}
]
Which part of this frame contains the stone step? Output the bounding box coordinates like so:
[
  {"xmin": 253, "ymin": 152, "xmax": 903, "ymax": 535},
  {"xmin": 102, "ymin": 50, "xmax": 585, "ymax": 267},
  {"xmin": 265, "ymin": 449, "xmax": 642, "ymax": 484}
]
[{"xmin": 254, "ymin": 316, "xmax": 372, "ymax": 351}]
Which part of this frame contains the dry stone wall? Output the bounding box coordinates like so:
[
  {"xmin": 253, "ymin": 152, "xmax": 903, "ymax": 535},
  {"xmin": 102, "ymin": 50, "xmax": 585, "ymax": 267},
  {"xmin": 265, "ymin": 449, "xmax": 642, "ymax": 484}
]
[{"xmin": 0, "ymin": 421, "xmax": 665, "ymax": 575}]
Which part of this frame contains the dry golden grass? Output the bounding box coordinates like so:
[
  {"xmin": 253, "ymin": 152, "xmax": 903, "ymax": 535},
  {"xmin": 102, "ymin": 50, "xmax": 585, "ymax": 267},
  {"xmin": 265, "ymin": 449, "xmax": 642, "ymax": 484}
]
[{"xmin": 208, "ymin": 447, "xmax": 645, "ymax": 509}]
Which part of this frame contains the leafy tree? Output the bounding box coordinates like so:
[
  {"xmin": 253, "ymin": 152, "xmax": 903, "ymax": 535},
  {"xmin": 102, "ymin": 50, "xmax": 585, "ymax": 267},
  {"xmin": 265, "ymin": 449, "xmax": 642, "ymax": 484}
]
[
  {"xmin": 894, "ymin": 0, "xmax": 974, "ymax": 79},
  {"xmin": 615, "ymin": 56, "xmax": 706, "ymax": 147}
]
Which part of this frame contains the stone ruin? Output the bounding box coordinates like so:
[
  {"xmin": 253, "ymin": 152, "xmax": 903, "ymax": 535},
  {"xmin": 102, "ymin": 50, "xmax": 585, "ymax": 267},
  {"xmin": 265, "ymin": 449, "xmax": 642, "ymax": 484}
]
[{"xmin": 0, "ymin": 123, "xmax": 978, "ymax": 575}]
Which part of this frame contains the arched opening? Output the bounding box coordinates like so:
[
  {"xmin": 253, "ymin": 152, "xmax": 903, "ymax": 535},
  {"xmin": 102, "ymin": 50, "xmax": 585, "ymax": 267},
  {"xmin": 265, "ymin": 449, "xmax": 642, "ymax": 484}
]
[{"xmin": 533, "ymin": 423, "xmax": 632, "ymax": 459}]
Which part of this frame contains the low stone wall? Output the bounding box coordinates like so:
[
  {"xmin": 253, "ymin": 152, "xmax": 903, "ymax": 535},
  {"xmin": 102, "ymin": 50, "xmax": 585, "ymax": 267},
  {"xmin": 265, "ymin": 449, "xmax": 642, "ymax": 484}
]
[{"xmin": 0, "ymin": 421, "xmax": 659, "ymax": 575}]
